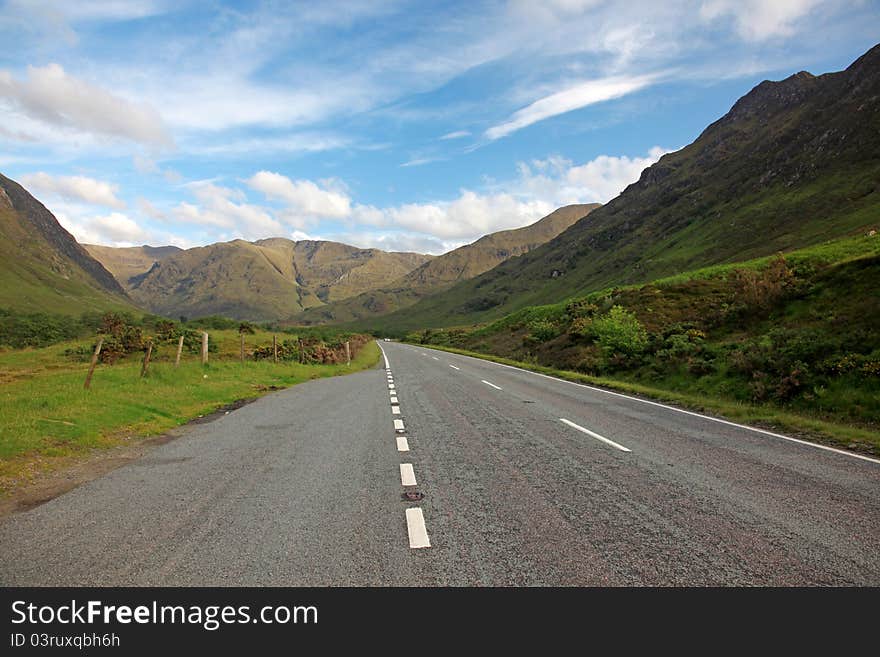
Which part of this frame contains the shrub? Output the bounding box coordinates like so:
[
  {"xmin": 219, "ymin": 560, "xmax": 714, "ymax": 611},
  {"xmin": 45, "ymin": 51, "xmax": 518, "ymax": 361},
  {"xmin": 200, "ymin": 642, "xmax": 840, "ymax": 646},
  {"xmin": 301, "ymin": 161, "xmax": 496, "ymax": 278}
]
[
  {"xmin": 527, "ymin": 319, "xmax": 559, "ymax": 343},
  {"xmin": 591, "ymin": 306, "xmax": 648, "ymax": 356}
]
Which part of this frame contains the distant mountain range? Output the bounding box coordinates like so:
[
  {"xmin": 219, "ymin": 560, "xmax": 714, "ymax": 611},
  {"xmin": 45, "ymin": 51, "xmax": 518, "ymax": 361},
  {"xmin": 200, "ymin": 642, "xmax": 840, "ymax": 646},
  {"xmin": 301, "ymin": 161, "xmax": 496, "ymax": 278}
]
[
  {"xmin": 79, "ymin": 206, "xmax": 592, "ymax": 322},
  {"xmin": 85, "ymin": 239, "xmax": 433, "ymax": 321},
  {"xmin": 358, "ymin": 43, "xmax": 880, "ymax": 333},
  {"xmin": 294, "ymin": 204, "xmax": 599, "ymax": 325},
  {"xmin": 0, "ymin": 173, "xmax": 132, "ymax": 315}
]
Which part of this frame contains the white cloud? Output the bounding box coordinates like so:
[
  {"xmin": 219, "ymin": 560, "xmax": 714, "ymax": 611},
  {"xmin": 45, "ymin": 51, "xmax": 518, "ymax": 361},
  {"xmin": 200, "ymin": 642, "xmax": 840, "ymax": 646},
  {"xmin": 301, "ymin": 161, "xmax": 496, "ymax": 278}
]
[
  {"xmin": 485, "ymin": 74, "xmax": 656, "ymax": 140},
  {"xmin": 0, "ymin": 64, "xmax": 172, "ymax": 147},
  {"xmin": 700, "ymin": 0, "xmax": 822, "ymax": 41},
  {"xmin": 170, "ymin": 181, "xmax": 284, "ymax": 239},
  {"xmin": 19, "ymin": 172, "xmax": 126, "ymax": 208},
  {"xmin": 246, "ymin": 171, "xmax": 351, "ymax": 220},
  {"xmin": 56, "ymin": 209, "xmax": 149, "ymax": 246},
  {"xmin": 517, "ymin": 146, "xmax": 671, "ymax": 204}
]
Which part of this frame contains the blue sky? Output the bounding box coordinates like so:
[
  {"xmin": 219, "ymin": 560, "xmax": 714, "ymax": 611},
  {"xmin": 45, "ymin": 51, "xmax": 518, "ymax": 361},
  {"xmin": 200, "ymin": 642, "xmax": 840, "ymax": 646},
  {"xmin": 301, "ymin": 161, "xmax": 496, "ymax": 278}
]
[{"xmin": 1, "ymin": 0, "xmax": 878, "ymax": 254}]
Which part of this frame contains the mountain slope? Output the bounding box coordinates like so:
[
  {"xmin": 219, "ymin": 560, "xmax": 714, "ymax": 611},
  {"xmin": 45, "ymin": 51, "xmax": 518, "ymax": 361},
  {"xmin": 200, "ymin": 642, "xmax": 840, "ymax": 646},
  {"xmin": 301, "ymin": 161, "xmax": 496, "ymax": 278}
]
[
  {"xmin": 0, "ymin": 173, "xmax": 133, "ymax": 315},
  {"xmin": 83, "ymin": 244, "xmax": 182, "ymax": 287},
  {"xmin": 365, "ymin": 43, "xmax": 880, "ymax": 333},
  {"xmin": 296, "ymin": 204, "xmax": 599, "ymax": 324},
  {"xmin": 118, "ymin": 238, "xmax": 432, "ymax": 321}
]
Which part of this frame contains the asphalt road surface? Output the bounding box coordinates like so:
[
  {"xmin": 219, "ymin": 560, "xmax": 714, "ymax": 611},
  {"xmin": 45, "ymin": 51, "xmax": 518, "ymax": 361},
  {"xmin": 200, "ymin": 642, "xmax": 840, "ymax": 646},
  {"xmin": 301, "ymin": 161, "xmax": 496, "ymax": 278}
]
[{"xmin": 2, "ymin": 341, "xmax": 878, "ymax": 585}]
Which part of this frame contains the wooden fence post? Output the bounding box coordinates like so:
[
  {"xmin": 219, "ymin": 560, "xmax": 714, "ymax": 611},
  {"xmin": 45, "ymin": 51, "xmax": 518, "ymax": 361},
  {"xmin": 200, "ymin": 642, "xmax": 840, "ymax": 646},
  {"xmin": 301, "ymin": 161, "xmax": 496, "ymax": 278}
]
[
  {"xmin": 299, "ymin": 338, "xmax": 304, "ymax": 364},
  {"xmin": 201, "ymin": 332, "xmax": 208, "ymax": 365},
  {"xmin": 240, "ymin": 332, "xmax": 245, "ymax": 362},
  {"xmin": 346, "ymin": 340, "xmax": 350, "ymax": 367},
  {"xmin": 273, "ymin": 335, "xmax": 278, "ymax": 363},
  {"xmin": 83, "ymin": 337, "xmax": 103, "ymax": 389},
  {"xmin": 175, "ymin": 334, "xmax": 184, "ymax": 367},
  {"xmin": 141, "ymin": 341, "xmax": 153, "ymax": 378}
]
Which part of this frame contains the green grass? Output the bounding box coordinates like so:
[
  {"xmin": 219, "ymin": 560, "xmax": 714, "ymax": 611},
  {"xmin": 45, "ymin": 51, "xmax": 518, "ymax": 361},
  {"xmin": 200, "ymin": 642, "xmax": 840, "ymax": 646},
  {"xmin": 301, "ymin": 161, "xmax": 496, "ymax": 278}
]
[
  {"xmin": 0, "ymin": 332, "xmax": 379, "ymax": 491},
  {"xmin": 413, "ymin": 343, "xmax": 880, "ymax": 454}
]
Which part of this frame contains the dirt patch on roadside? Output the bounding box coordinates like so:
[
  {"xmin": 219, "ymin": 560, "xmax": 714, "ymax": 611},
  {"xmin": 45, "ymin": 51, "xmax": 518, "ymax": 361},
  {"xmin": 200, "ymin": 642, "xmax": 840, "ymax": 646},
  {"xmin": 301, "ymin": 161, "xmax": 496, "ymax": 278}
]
[{"xmin": 0, "ymin": 397, "xmax": 260, "ymax": 519}]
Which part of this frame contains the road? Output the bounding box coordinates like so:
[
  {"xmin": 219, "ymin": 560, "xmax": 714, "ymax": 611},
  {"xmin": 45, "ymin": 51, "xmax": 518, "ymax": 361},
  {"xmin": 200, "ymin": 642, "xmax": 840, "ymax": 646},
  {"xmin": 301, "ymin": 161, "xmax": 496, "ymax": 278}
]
[{"xmin": 1, "ymin": 341, "xmax": 878, "ymax": 585}]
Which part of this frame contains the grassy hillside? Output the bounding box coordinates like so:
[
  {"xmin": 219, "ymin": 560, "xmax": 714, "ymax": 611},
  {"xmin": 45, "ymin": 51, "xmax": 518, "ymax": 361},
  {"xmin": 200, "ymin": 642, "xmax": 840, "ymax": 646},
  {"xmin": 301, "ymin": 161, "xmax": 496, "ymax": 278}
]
[
  {"xmin": 296, "ymin": 204, "xmax": 599, "ymax": 325},
  {"xmin": 369, "ymin": 44, "xmax": 880, "ymax": 332},
  {"xmin": 116, "ymin": 238, "xmax": 432, "ymax": 322},
  {"xmin": 406, "ymin": 233, "xmax": 880, "ymax": 452},
  {"xmin": 0, "ymin": 177, "xmax": 134, "ymax": 317}
]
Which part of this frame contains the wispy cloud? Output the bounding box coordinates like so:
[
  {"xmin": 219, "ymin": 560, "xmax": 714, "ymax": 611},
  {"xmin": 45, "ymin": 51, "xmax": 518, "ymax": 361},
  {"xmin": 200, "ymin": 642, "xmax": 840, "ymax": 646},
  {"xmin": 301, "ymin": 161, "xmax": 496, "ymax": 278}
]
[
  {"xmin": 700, "ymin": 0, "xmax": 823, "ymax": 41},
  {"xmin": 485, "ymin": 74, "xmax": 657, "ymax": 140},
  {"xmin": 439, "ymin": 130, "xmax": 470, "ymax": 140}
]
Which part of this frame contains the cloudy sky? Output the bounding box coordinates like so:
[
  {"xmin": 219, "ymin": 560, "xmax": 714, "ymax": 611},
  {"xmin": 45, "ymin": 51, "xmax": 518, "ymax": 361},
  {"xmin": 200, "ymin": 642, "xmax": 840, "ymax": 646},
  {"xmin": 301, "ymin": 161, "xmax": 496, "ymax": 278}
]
[{"xmin": 1, "ymin": 1, "xmax": 877, "ymax": 254}]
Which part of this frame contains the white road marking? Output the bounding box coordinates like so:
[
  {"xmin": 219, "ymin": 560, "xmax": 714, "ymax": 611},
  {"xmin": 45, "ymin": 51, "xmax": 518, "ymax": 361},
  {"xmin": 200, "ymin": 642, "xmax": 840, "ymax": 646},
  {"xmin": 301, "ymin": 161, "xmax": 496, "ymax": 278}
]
[
  {"xmin": 377, "ymin": 343, "xmax": 390, "ymax": 370},
  {"xmin": 560, "ymin": 418, "xmax": 631, "ymax": 453},
  {"xmin": 405, "ymin": 508, "xmax": 431, "ymax": 549},
  {"xmin": 390, "ymin": 396, "xmax": 399, "ymax": 403},
  {"xmin": 400, "ymin": 463, "xmax": 417, "ymax": 486},
  {"xmin": 481, "ymin": 379, "xmax": 502, "ymax": 390},
  {"xmin": 396, "ymin": 436, "xmax": 409, "ymax": 452},
  {"xmin": 449, "ymin": 365, "xmax": 460, "ymax": 370},
  {"xmin": 390, "ymin": 390, "xmax": 396, "ymax": 396},
  {"xmin": 392, "ymin": 405, "xmax": 401, "ymax": 415},
  {"xmin": 394, "ymin": 419, "xmax": 405, "ymax": 431},
  {"xmin": 432, "ymin": 356, "xmax": 439, "ymax": 361},
  {"xmin": 419, "ymin": 347, "xmax": 880, "ymax": 466},
  {"xmin": 388, "ymin": 383, "xmax": 395, "ymax": 390}
]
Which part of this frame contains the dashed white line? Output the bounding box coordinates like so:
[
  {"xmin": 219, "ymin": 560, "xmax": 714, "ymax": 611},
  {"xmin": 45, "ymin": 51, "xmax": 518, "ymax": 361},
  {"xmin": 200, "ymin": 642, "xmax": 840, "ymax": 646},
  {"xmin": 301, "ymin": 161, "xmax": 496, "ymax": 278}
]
[
  {"xmin": 390, "ymin": 396, "xmax": 399, "ymax": 404},
  {"xmin": 481, "ymin": 379, "xmax": 502, "ymax": 390},
  {"xmin": 449, "ymin": 364, "xmax": 460, "ymax": 370},
  {"xmin": 392, "ymin": 405, "xmax": 401, "ymax": 415},
  {"xmin": 560, "ymin": 418, "xmax": 631, "ymax": 453},
  {"xmin": 396, "ymin": 436, "xmax": 409, "ymax": 452},
  {"xmin": 417, "ymin": 346, "xmax": 880, "ymax": 466},
  {"xmin": 388, "ymin": 383, "xmax": 395, "ymax": 390},
  {"xmin": 405, "ymin": 508, "xmax": 431, "ymax": 549},
  {"xmin": 390, "ymin": 390, "xmax": 396, "ymax": 396},
  {"xmin": 394, "ymin": 419, "xmax": 405, "ymax": 432},
  {"xmin": 400, "ymin": 463, "xmax": 417, "ymax": 486},
  {"xmin": 432, "ymin": 356, "xmax": 439, "ymax": 361}
]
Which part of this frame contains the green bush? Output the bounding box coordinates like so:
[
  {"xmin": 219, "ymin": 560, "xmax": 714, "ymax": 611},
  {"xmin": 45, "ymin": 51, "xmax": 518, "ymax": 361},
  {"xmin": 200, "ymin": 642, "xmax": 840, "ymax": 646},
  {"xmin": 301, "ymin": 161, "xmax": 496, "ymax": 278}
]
[
  {"xmin": 527, "ymin": 319, "xmax": 559, "ymax": 342},
  {"xmin": 591, "ymin": 306, "xmax": 648, "ymax": 356}
]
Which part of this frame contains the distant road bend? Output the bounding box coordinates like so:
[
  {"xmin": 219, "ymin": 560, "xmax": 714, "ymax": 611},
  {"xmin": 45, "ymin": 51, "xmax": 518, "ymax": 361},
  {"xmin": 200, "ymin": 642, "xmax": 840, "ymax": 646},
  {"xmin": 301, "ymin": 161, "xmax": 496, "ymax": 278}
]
[{"xmin": 1, "ymin": 341, "xmax": 878, "ymax": 585}]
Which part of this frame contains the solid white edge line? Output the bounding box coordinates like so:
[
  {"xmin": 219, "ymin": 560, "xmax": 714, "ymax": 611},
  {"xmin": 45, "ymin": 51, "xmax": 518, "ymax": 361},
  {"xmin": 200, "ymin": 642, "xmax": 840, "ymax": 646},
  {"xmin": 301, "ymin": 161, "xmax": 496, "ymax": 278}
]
[
  {"xmin": 421, "ymin": 347, "xmax": 880, "ymax": 466},
  {"xmin": 449, "ymin": 365, "xmax": 460, "ymax": 370},
  {"xmin": 560, "ymin": 418, "xmax": 632, "ymax": 453},
  {"xmin": 400, "ymin": 463, "xmax": 417, "ymax": 486},
  {"xmin": 405, "ymin": 508, "xmax": 431, "ymax": 549},
  {"xmin": 481, "ymin": 379, "xmax": 502, "ymax": 390},
  {"xmin": 377, "ymin": 342, "xmax": 391, "ymax": 370},
  {"xmin": 396, "ymin": 436, "xmax": 409, "ymax": 452}
]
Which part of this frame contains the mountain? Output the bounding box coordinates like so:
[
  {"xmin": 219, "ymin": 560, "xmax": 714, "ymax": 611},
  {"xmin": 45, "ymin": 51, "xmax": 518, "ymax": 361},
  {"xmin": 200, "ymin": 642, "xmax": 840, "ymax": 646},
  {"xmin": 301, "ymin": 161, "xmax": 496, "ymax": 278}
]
[
  {"xmin": 363, "ymin": 43, "xmax": 880, "ymax": 333},
  {"xmin": 106, "ymin": 238, "xmax": 433, "ymax": 321},
  {"xmin": 83, "ymin": 244, "xmax": 182, "ymax": 288},
  {"xmin": 295, "ymin": 204, "xmax": 599, "ymax": 324},
  {"xmin": 0, "ymin": 173, "xmax": 133, "ymax": 315}
]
